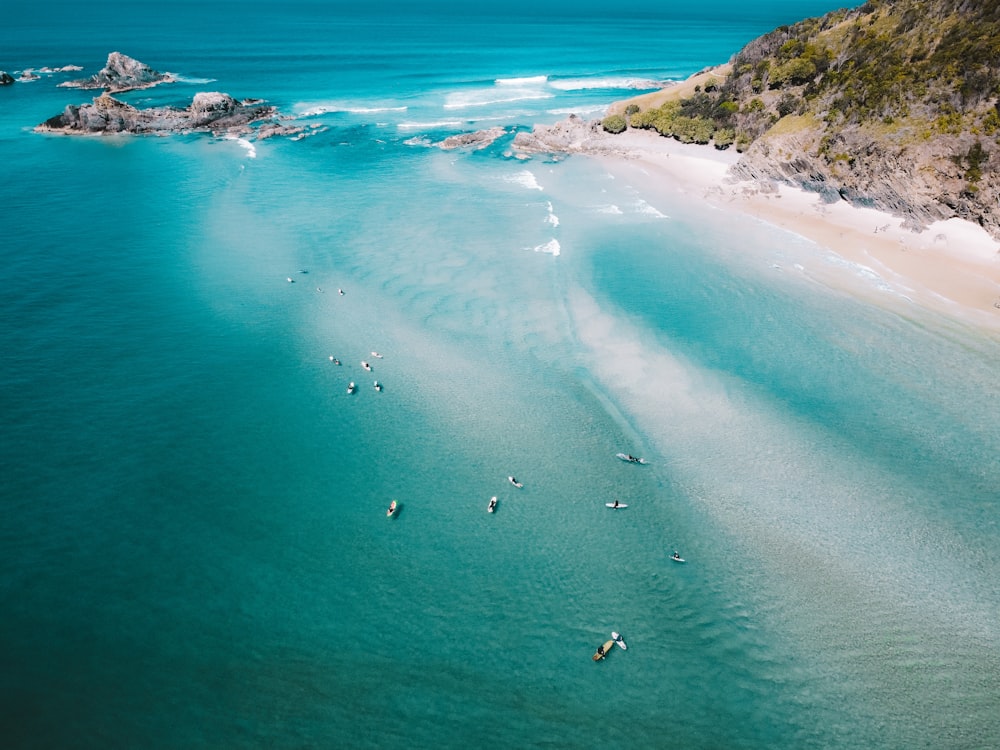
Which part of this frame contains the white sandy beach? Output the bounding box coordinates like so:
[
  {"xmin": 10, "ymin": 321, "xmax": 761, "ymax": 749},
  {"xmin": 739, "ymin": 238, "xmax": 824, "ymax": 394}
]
[{"xmin": 579, "ymin": 126, "xmax": 1000, "ymax": 331}]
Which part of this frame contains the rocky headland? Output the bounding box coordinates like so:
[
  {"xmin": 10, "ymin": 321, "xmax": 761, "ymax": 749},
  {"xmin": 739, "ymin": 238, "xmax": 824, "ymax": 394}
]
[{"xmin": 597, "ymin": 0, "xmax": 1000, "ymax": 241}]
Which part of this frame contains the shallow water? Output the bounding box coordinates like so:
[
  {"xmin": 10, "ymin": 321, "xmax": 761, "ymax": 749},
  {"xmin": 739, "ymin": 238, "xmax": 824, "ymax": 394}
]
[{"xmin": 2, "ymin": 2, "xmax": 999, "ymax": 748}]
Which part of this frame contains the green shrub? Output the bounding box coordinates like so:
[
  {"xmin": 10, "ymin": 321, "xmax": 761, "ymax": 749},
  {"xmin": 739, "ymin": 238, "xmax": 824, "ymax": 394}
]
[
  {"xmin": 674, "ymin": 116, "xmax": 715, "ymax": 144},
  {"xmin": 601, "ymin": 114, "xmax": 627, "ymax": 134},
  {"xmin": 713, "ymin": 128, "xmax": 736, "ymax": 149},
  {"xmin": 770, "ymin": 57, "xmax": 817, "ymax": 88}
]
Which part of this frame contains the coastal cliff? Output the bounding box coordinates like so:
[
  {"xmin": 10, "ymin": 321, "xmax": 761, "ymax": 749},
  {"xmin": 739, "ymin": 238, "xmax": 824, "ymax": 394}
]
[{"xmin": 604, "ymin": 0, "xmax": 1000, "ymax": 239}]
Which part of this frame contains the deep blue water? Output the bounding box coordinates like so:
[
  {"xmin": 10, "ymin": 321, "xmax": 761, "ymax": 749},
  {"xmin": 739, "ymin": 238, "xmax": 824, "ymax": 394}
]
[{"xmin": 2, "ymin": 2, "xmax": 999, "ymax": 748}]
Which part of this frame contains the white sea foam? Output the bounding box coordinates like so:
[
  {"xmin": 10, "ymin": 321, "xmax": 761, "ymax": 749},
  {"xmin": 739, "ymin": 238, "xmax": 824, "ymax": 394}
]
[
  {"xmin": 549, "ymin": 77, "xmax": 670, "ymax": 91},
  {"xmin": 823, "ymin": 253, "xmax": 908, "ymax": 297},
  {"xmin": 635, "ymin": 199, "xmax": 667, "ymax": 218},
  {"xmin": 599, "ymin": 205, "xmax": 624, "ymax": 215},
  {"xmin": 505, "ymin": 170, "xmax": 543, "ymax": 191},
  {"xmin": 28, "ymin": 64, "xmax": 83, "ymax": 73},
  {"xmin": 223, "ymin": 135, "xmax": 257, "ymax": 159},
  {"xmin": 397, "ymin": 119, "xmax": 465, "ymax": 130},
  {"xmin": 547, "ymin": 105, "xmax": 610, "ymax": 117},
  {"xmin": 175, "ymin": 76, "xmax": 216, "ymax": 84},
  {"xmin": 545, "ymin": 201, "xmax": 560, "ymax": 227},
  {"xmin": 444, "ymin": 90, "xmax": 554, "ymax": 110},
  {"xmin": 297, "ymin": 103, "xmax": 408, "ymax": 117},
  {"xmin": 533, "ymin": 239, "xmax": 561, "ymax": 256},
  {"xmin": 496, "ymin": 75, "xmax": 548, "ymax": 86}
]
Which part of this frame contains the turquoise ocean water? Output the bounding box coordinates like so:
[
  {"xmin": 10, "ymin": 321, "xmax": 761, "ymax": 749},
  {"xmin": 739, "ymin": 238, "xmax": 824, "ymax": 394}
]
[{"xmin": 2, "ymin": 2, "xmax": 999, "ymax": 747}]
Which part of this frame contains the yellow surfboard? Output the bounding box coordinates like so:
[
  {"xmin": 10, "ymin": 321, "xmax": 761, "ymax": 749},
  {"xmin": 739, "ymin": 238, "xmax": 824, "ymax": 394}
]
[{"xmin": 593, "ymin": 639, "xmax": 615, "ymax": 661}]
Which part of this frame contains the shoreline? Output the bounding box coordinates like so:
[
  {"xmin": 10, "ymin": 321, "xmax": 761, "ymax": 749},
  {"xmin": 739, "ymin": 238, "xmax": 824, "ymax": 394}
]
[{"xmin": 574, "ymin": 126, "xmax": 1000, "ymax": 333}]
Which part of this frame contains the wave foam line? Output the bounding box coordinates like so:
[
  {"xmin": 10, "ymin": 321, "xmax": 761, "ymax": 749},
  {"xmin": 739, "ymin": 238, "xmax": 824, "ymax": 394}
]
[
  {"xmin": 223, "ymin": 134, "xmax": 256, "ymax": 159},
  {"xmin": 397, "ymin": 119, "xmax": 464, "ymax": 130},
  {"xmin": 298, "ymin": 103, "xmax": 408, "ymax": 117},
  {"xmin": 443, "ymin": 92, "xmax": 554, "ymax": 110},
  {"xmin": 635, "ymin": 200, "xmax": 667, "ymax": 218},
  {"xmin": 549, "ymin": 76, "xmax": 671, "ymax": 91},
  {"xmin": 496, "ymin": 75, "xmax": 548, "ymax": 86},
  {"xmin": 547, "ymin": 105, "xmax": 610, "ymax": 117},
  {"xmin": 505, "ymin": 170, "xmax": 543, "ymax": 191}
]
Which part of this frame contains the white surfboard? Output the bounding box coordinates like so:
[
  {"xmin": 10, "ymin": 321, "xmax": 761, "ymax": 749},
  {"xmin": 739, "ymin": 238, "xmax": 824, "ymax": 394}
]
[
  {"xmin": 611, "ymin": 631, "xmax": 628, "ymax": 650},
  {"xmin": 605, "ymin": 502, "xmax": 628, "ymax": 509}
]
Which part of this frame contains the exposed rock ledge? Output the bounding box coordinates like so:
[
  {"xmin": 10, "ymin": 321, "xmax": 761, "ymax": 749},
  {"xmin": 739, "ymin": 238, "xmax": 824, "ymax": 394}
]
[
  {"xmin": 437, "ymin": 127, "xmax": 507, "ymax": 150},
  {"xmin": 511, "ymin": 115, "xmax": 613, "ymax": 156},
  {"xmin": 58, "ymin": 52, "xmax": 176, "ymax": 93},
  {"xmin": 730, "ymin": 128, "xmax": 1000, "ymax": 238},
  {"xmin": 511, "ymin": 114, "xmax": 667, "ymax": 159},
  {"xmin": 35, "ymin": 91, "xmax": 302, "ymax": 138}
]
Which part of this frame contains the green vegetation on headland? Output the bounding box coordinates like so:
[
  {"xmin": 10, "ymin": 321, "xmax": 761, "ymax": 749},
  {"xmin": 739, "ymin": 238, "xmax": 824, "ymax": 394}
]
[{"xmin": 605, "ymin": 0, "xmax": 1000, "ymax": 236}]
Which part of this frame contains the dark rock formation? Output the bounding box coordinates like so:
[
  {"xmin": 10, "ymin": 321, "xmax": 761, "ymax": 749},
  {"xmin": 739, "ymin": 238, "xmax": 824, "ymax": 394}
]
[
  {"xmin": 437, "ymin": 127, "xmax": 507, "ymax": 150},
  {"xmin": 58, "ymin": 51, "xmax": 177, "ymax": 93},
  {"xmin": 0, "ymin": 72, "xmax": 15, "ymax": 86},
  {"xmin": 35, "ymin": 91, "xmax": 291, "ymax": 137}
]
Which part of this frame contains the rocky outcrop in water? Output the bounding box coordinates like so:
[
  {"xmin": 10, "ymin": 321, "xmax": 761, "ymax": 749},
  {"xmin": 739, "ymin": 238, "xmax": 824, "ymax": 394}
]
[
  {"xmin": 58, "ymin": 51, "xmax": 176, "ymax": 93},
  {"xmin": 0, "ymin": 72, "xmax": 14, "ymax": 86},
  {"xmin": 511, "ymin": 114, "xmax": 606, "ymax": 155},
  {"xmin": 35, "ymin": 91, "xmax": 296, "ymax": 137},
  {"xmin": 437, "ymin": 127, "xmax": 507, "ymax": 150}
]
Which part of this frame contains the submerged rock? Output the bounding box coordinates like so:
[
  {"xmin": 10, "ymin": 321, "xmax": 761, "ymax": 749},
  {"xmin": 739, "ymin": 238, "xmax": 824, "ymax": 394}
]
[{"xmin": 1, "ymin": 72, "xmax": 15, "ymax": 86}]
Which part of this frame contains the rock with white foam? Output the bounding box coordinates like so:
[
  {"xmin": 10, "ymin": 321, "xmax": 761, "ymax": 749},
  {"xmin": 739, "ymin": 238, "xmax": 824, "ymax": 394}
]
[
  {"xmin": 58, "ymin": 51, "xmax": 177, "ymax": 94},
  {"xmin": 36, "ymin": 92, "xmax": 279, "ymax": 137}
]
